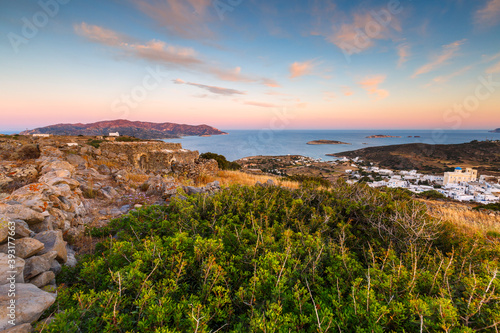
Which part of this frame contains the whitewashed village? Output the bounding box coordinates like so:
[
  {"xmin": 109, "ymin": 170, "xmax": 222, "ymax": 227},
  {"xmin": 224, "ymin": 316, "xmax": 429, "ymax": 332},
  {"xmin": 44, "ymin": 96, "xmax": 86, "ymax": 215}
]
[{"xmin": 339, "ymin": 156, "xmax": 500, "ymax": 204}]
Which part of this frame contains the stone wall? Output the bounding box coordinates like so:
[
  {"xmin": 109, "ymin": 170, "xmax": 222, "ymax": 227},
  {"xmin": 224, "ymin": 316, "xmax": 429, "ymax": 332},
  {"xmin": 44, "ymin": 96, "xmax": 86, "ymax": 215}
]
[{"xmin": 100, "ymin": 142, "xmax": 199, "ymax": 172}]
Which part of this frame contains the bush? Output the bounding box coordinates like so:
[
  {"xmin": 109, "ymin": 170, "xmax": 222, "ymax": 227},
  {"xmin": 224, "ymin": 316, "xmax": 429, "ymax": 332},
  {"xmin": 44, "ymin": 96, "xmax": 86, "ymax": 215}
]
[
  {"xmin": 87, "ymin": 139, "xmax": 103, "ymax": 148},
  {"xmin": 200, "ymin": 152, "xmax": 241, "ymax": 170},
  {"xmin": 473, "ymin": 203, "xmax": 500, "ymax": 212},
  {"xmin": 115, "ymin": 136, "xmax": 142, "ymax": 142},
  {"xmin": 40, "ymin": 183, "xmax": 500, "ymax": 332},
  {"xmin": 418, "ymin": 190, "xmax": 447, "ymax": 200},
  {"xmin": 13, "ymin": 144, "xmax": 40, "ymax": 160}
]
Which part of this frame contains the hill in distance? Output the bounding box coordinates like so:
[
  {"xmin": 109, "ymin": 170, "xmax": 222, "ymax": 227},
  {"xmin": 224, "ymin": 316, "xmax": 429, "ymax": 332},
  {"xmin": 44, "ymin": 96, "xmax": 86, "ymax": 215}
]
[
  {"xmin": 490, "ymin": 128, "xmax": 500, "ymax": 133},
  {"xmin": 330, "ymin": 140, "xmax": 500, "ymax": 173},
  {"xmin": 20, "ymin": 119, "xmax": 228, "ymax": 139}
]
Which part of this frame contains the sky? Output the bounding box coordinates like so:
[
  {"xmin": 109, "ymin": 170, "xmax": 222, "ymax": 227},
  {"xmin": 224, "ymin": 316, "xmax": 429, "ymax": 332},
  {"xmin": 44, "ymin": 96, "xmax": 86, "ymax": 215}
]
[{"xmin": 1, "ymin": 0, "xmax": 500, "ymax": 131}]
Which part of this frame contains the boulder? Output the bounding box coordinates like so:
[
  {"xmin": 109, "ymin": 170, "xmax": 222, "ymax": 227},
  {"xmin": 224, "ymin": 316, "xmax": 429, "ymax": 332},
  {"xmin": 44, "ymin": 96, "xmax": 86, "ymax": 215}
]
[
  {"xmin": 0, "ymin": 204, "xmax": 45, "ymax": 225},
  {"xmin": 33, "ymin": 231, "xmax": 67, "ymax": 263},
  {"xmin": 2, "ymin": 323, "xmax": 33, "ymax": 332},
  {"xmin": 23, "ymin": 256, "xmax": 51, "ymax": 280},
  {"xmin": 65, "ymin": 154, "xmax": 87, "ymax": 168},
  {"xmin": 0, "ymin": 253, "xmax": 25, "ymax": 284},
  {"xmin": 0, "ymin": 238, "xmax": 44, "ymax": 259},
  {"xmin": 99, "ymin": 186, "xmax": 119, "ymax": 200},
  {"xmin": 49, "ymin": 259, "xmax": 62, "ymax": 275},
  {"xmin": 40, "ymin": 160, "xmax": 74, "ymax": 175},
  {"xmin": 0, "ymin": 283, "xmax": 56, "ymax": 330},
  {"xmin": 97, "ymin": 164, "xmax": 111, "ymax": 175},
  {"xmin": 28, "ymin": 271, "xmax": 55, "ymax": 288},
  {"xmin": 38, "ymin": 169, "xmax": 72, "ymax": 182},
  {"xmin": 44, "ymin": 177, "xmax": 80, "ymax": 190},
  {"xmin": 12, "ymin": 220, "xmax": 33, "ymax": 239}
]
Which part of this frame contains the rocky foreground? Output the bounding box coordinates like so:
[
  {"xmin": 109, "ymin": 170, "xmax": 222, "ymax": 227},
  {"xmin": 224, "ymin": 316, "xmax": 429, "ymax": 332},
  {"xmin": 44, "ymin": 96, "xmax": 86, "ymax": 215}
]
[{"xmin": 0, "ymin": 135, "xmax": 221, "ymax": 331}]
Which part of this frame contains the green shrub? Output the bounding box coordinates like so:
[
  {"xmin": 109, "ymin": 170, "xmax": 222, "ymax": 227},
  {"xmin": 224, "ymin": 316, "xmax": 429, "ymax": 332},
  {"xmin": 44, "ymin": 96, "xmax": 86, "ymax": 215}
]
[
  {"xmin": 40, "ymin": 184, "xmax": 500, "ymax": 332},
  {"xmin": 418, "ymin": 190, "xmax": 447, "ymax": 200},
  {"xmin": 200, "ymin": 152, "xmax": 241, "ymax": 170},
  {"xmin": 87, "ymin": 139, "xmax": 103, "ymax": 149},
  {"xmin": 473, "ymin": 203, "xmax": 500, "ymax": 212}
]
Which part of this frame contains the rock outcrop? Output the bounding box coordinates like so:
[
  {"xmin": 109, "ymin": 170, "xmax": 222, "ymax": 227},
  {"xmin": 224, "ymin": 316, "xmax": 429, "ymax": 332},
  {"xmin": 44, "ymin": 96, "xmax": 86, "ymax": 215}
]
[{"xmin": 0, "ymin": 135, "xmax": 222, "ymax": 330}]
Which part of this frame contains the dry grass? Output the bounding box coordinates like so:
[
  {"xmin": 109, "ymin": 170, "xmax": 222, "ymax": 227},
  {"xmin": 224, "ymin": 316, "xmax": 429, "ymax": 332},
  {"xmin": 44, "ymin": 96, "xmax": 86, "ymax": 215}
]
[
  {"xmin": 94, "ymin": 159, "xmax": 120, "ymax": 169},
  {"xmin": 127, "ymin": 173, "xmax": 149, "ymax": 183},
  {"xmin": 421, "ymin": 199, "xmax": 500, "ymax": 237},
  {"xmin": 191, "ymin": 170, "xmax": 300, "ymax": 189}
]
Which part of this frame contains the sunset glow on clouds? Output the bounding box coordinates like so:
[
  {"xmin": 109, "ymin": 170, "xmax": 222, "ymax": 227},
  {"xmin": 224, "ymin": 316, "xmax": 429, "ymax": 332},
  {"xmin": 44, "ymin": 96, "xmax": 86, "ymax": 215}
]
[{"xmin": 1, "ymin": 0, "xmax": 500, "ymax": 130}]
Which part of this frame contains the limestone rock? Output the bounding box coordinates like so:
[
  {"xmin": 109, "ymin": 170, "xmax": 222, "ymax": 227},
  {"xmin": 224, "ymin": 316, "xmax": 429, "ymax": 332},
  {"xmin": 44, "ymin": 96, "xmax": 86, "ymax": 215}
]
[
  {"xmin": 23, "ymin": 256, "xmax": 51, "ymax": 280},
  {"xmin": 99, "ymin": 186, "xmax": 119, "ymax": 200},
  {"xmin": 28, "ymin": 271, "xmax": 55, "ymax": 288},
  {"xmin": 65, "ymin": 154, "xmax": 87, "ymax": 168},
  {"xmin": 0, "ymin": 253, "xmax": 25, "ymax": 284},
  {"xmin": 2, "ymin": 323, "xmax": 33, "ymax": 332},
  {"xmin": 0, "ymin": 204, "xmax": 45, "ymax": 225},
  {"xmin": 0, "ymin": 283, "xmax": 56, "ymax": 330},
  {"xmin": 33, "ymin": 231, "xmax": 67, "ymax": 263},
  {"xmin": 0, "ymin": 238, "xmax": 44, "ymax": 259},
  {"xmin": 40, "ymin": 160, "xmax": 74, "ymax": 175}
]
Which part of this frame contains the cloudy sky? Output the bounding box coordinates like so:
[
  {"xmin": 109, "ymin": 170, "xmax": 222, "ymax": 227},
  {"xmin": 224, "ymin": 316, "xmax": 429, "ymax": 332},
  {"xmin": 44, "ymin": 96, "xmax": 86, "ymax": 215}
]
[{"xmin": 1, "ymin": 0, "xmax": 500, "ymax": 131}]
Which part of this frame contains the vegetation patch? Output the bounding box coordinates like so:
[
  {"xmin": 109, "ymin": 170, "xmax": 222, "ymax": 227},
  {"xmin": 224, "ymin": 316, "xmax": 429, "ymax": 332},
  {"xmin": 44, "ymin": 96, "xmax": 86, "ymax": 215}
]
[
  {"xmin": 200, "ymin": 152, "xmax": 241, "ymax": 170},
  {"xmin": 42, "ymin": 183, "xmax": 500, "ymax": 332}
]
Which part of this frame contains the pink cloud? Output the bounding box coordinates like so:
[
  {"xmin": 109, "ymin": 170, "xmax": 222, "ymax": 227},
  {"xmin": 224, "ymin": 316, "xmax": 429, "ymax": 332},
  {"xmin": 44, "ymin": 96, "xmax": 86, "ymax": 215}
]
[
  {"xmin": 341, "ymin": 86, "xmax": 354, "ymax": 96},
  {"xmin": 486, "ymin": 60, "xmax": 500, "ymax": 73},
  {"xmin": 289, "ymin": 60, "xmax": 316, "ymax": 79},
  {"xmin": 327, "ymin": 10, "xmax": 402, "ymax": 53},
  {"xmin": 130, "ymin": 0, "xmax": 214, "ymax": 39},
  {"xmin": 243, "ymin": 101, "xmax": 278, "ymax": 108},
  {"xmin": 411, "ymin": 39, "xmax": 466, "ymax": 78},
  {"xmin": 75, "ymin": 23, "xmax": 278, "ymax": 87},
  {"xmin": 475, "ymin": 0, "xmax": 500, "ymax": 28},
  {"xmin": 428, "ymin": 65, "xmax": 473, "ymax": 85},
  {"xmin": 173, "ymin": 79, "xmax": 246, "ymax": 96},
  {"xmin": 358, "ymin": 75, "xmax": 389, "ymax": 100}
]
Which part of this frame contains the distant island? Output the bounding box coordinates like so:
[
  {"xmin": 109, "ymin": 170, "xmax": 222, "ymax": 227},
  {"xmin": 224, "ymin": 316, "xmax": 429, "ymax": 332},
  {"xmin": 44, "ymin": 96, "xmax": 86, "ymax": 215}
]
[
  {"xmin": 328, "ymin": 140, "xmax": 500, "ymax": 173},
  {"xmin": 490, "ymin": 128, "xmax": 500, "ymax": 133},
  {"xmin": 307, "ymin": 140, "xmax": 350, "ymax": 145},
  {"xmin": 366, "ymin": 134, "xmax": 402, "ymax": 138},
  {"xmin": 20, "ymin": 119, "xmax": 227, "ymax": 139}
]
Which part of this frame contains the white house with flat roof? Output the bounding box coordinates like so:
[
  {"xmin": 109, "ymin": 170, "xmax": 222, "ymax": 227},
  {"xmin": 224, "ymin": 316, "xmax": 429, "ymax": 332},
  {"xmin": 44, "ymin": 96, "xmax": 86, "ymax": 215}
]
[{"xmin": 109, "ymin": 132, "xmax": 120, "ymax": 137}]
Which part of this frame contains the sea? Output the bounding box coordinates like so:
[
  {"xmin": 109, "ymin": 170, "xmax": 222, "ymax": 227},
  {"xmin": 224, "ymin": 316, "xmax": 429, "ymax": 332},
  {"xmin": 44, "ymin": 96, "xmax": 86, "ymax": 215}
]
[{"xmin": 164, "ymin": 130, "xmax": 499, "ymax": 161}]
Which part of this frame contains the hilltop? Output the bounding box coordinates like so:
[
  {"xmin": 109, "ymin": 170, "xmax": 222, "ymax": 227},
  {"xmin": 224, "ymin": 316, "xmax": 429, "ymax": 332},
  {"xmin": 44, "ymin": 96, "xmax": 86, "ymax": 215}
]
[
  {"xmin": 491, "ymin": 128, "xmax": 500, "ymax": 133},
  {"xmin": 19, "ymin": 119, "xmax": 227, "ymax": 139},
  {"xmin": 330, "ymin": 140, "xmax": 500, "ymax": 173}
]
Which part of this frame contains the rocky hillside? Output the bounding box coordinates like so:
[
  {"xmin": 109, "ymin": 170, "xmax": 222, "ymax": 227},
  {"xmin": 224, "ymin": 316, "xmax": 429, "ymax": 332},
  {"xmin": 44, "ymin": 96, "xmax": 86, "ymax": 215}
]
[
  {"xmin": 330, "ymin": 140, "xmax": 500, "ymax": 173},
  {"xmin": 20, "ymin": 119, "xmax": 228, "ymax": 139},
  {"xmin": 0, "ymin": 135, "xmax": 220, "ymax": 331}
]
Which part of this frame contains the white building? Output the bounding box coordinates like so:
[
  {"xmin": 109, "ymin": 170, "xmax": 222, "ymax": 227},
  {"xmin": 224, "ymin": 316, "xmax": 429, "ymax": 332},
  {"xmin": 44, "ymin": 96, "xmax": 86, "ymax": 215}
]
[
  {"xmin": 109, "ymin": 132, "xmax": 120, "ymax": 137},
  {"xmin": 33, "ymin": 134, "xmax": 51, "ymax": 137},
  {"xmin": 443, "ymin": 167, "xmax": 477, "ymax": 186}
]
